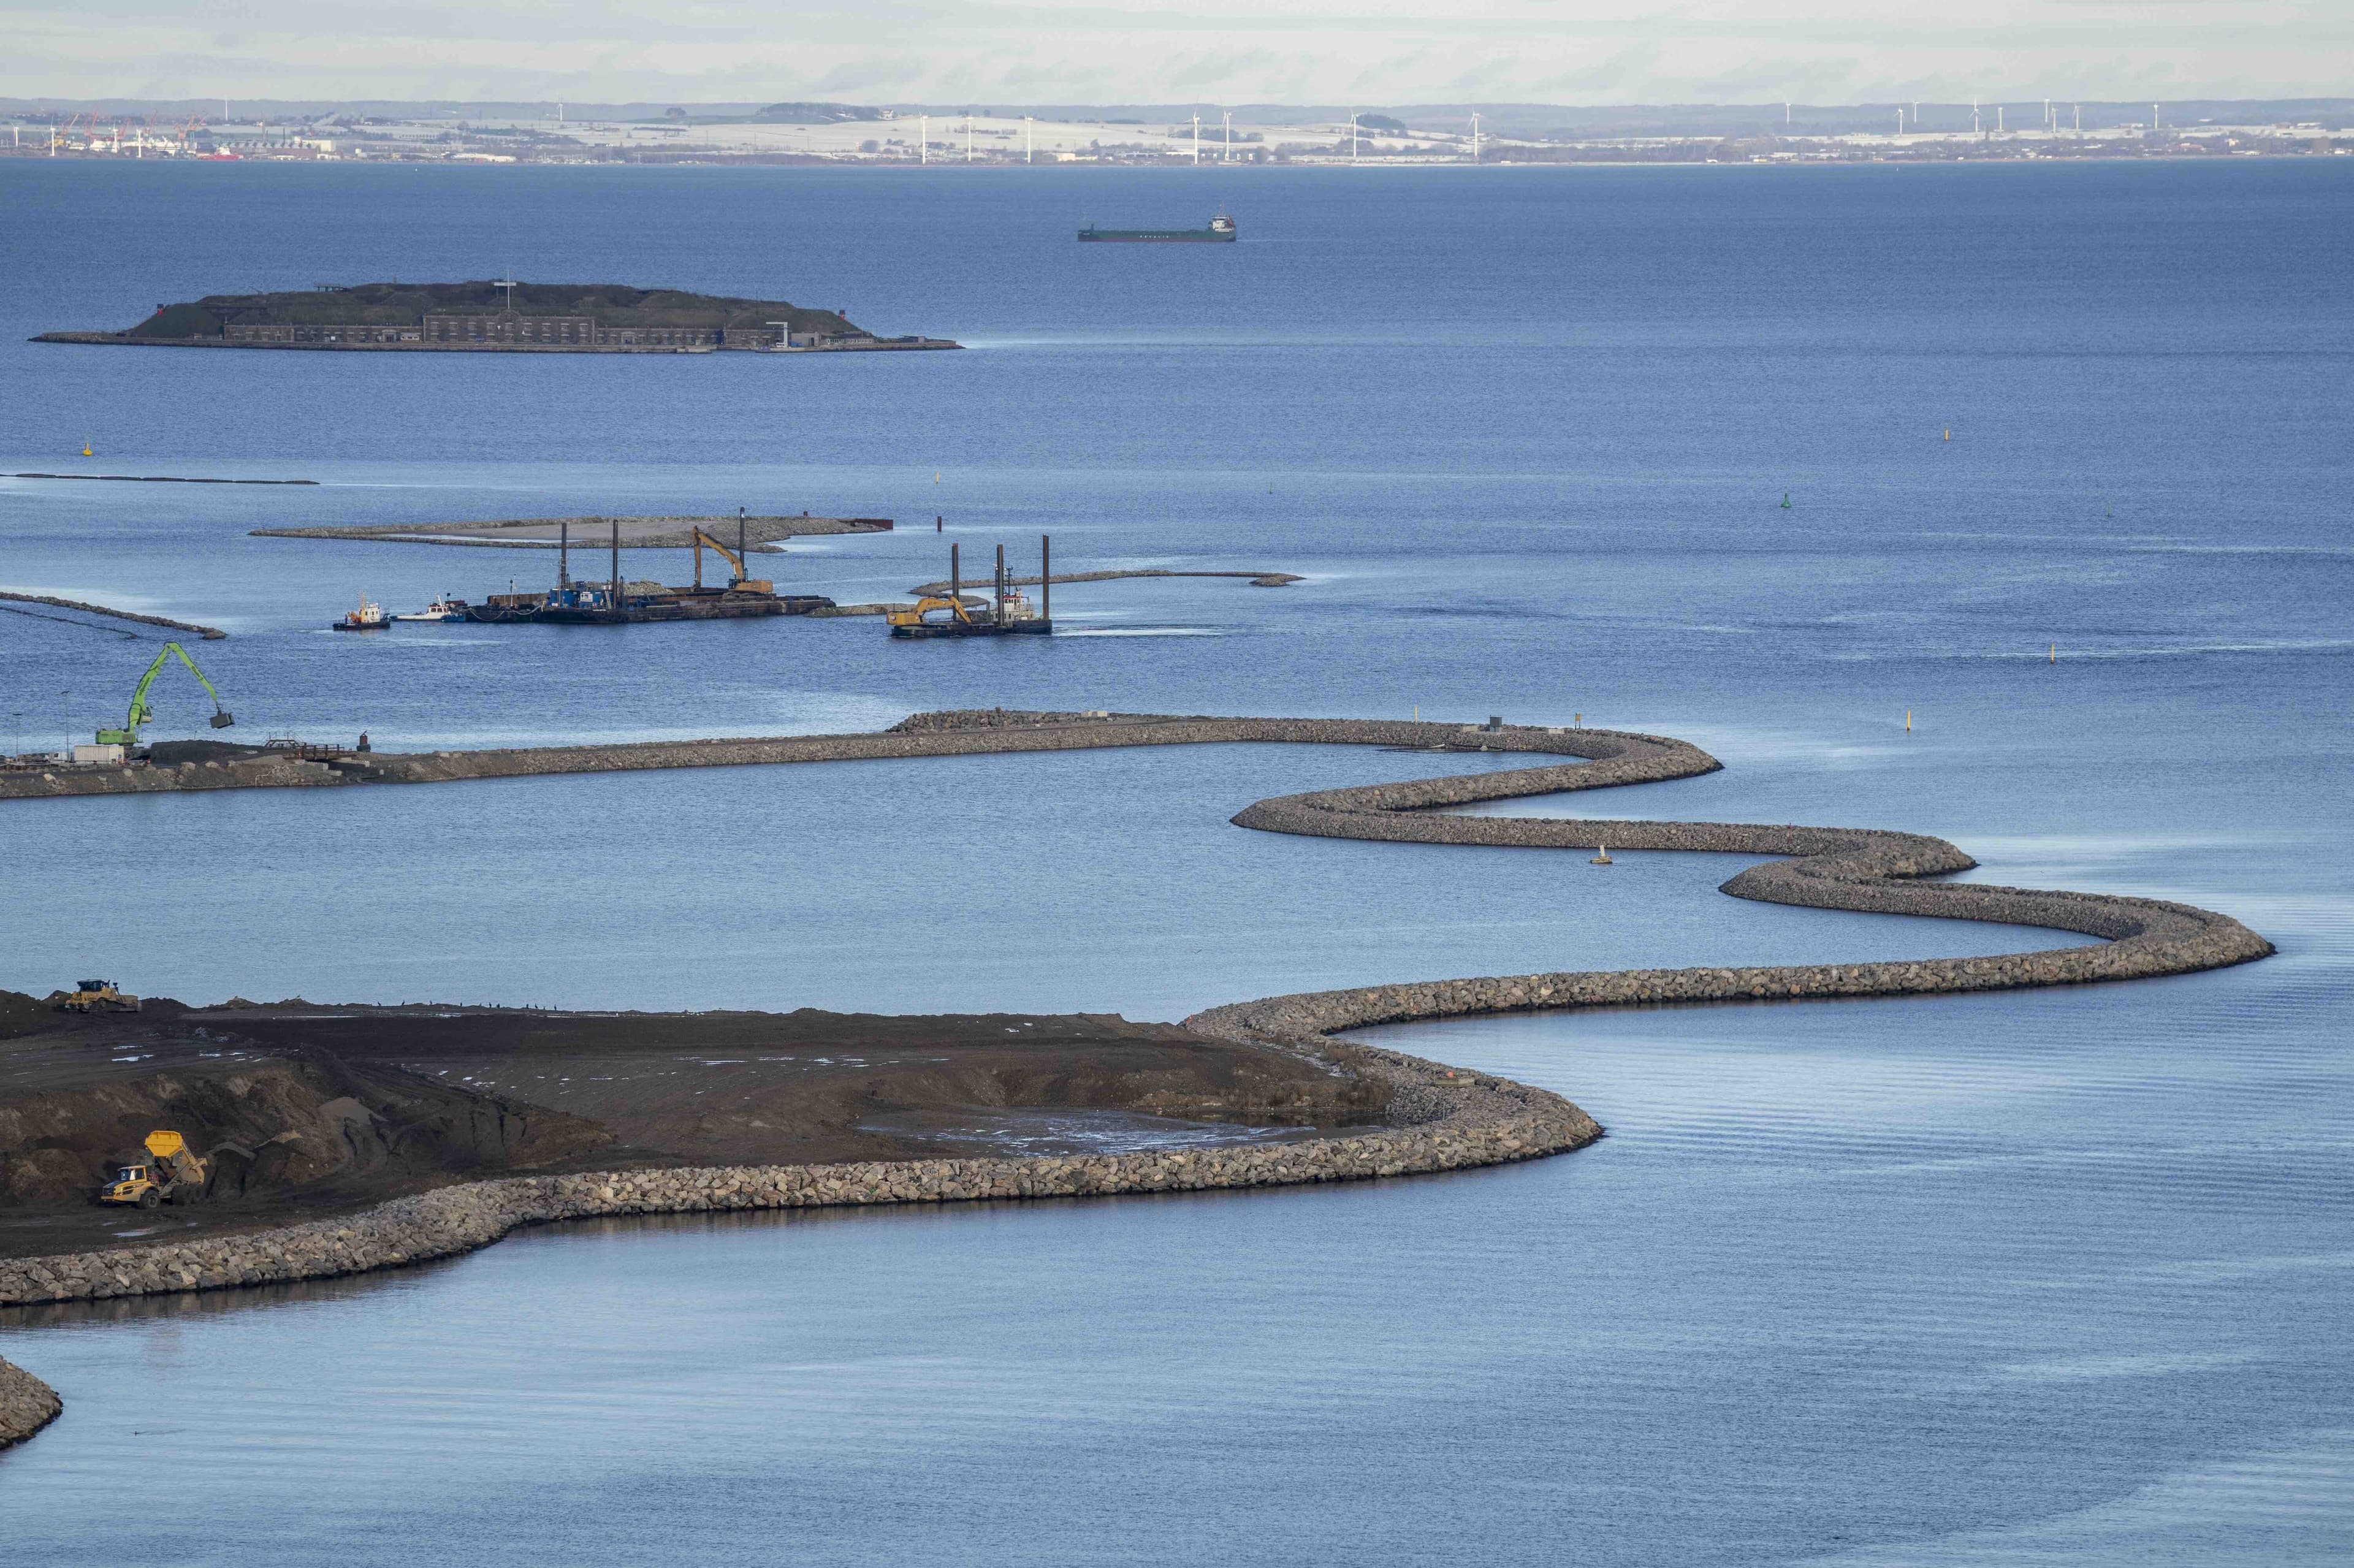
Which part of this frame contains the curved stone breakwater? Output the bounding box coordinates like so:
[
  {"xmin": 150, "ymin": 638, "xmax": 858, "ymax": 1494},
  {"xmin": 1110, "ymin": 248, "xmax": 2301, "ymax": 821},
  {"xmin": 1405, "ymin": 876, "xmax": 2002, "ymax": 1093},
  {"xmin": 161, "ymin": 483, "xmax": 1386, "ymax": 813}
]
[{"xmin": 0, "ymin": 709, "xmax": 2273, "ymax": 1442}]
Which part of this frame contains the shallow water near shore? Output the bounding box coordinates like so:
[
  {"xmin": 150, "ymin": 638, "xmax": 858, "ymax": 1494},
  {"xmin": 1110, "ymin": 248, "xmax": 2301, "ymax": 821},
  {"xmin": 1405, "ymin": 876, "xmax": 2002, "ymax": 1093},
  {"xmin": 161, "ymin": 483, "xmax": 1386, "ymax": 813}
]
[{"xmin": 2, "ymin": 159, "xmax": 2351, "ymax": 1561}]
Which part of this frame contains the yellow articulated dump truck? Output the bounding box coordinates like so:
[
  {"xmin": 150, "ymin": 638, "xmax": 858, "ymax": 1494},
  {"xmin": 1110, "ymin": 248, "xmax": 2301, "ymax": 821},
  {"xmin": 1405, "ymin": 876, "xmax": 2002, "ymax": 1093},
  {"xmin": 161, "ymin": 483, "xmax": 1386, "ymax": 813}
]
[{"xmin": 99, "ymin": 1131, "xmax": 208, "ymax": 1209}]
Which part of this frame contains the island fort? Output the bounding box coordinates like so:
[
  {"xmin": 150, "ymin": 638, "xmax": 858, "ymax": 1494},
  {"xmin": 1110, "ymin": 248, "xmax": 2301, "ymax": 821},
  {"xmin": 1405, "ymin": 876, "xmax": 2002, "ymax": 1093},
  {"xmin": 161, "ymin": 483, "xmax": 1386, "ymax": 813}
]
[{"xmin": 34, "ymin": 280, "xmax": 960, "ymax": 352}]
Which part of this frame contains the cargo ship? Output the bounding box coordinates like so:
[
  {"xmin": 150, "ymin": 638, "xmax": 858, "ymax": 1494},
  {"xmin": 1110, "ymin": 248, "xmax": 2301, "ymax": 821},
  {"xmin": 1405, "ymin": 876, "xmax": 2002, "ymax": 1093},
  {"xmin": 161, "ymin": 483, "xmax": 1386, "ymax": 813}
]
[{"xmin": 1078, "ymin": 213, "xmax": 1236, "ymax": 243}]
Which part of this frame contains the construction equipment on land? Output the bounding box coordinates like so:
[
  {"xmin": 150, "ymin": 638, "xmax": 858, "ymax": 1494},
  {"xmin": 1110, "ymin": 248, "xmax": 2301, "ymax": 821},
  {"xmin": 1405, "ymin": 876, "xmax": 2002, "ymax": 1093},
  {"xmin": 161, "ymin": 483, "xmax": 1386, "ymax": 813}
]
[
  {"xmin": 58, "ymin": 978, "xmax": 140, "ymax": 1013},
  {"xmin": 97, "ymin": 641, "xmax": 234, "ymax": 746},
  {"xmin": 97, "ymin": 1130, "xmax": 208, "ymax": 1209}
]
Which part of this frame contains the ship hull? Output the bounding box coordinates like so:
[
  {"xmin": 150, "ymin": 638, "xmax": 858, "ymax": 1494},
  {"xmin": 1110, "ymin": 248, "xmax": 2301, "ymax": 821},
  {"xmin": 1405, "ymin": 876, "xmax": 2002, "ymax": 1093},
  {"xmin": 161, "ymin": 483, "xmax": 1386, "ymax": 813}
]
[
  {"xmin": 889, "ymin": 619, "xmax": 1053, "ymax": 639},
  {"xmin": 1077, "ymin": 230, "xmax": 1235, "ymax": 243},
  {"xmin": 468, "ymin": 592, "xmax": 835, "ymax": 624}
]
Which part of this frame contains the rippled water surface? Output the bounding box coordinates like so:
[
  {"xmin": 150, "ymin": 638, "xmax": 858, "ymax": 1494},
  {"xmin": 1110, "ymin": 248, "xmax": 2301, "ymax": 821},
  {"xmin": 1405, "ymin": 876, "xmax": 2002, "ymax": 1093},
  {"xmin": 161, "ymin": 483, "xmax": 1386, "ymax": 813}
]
[{"xmin": 1, "ymin": 159, "xmax": 2349, "ymax": 1563}]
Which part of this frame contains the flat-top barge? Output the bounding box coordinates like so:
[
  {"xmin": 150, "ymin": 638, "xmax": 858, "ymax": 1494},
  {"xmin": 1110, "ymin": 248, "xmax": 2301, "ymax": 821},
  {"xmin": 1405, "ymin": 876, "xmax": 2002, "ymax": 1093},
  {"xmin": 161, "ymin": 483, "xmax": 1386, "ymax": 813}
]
[
  {"xmin": 889, "ymin": 540, "xmax": 1054, "ymax": 639},
  {"xmin": 465, "ymin": 519, "xmax": 833, "ymax": 625}
]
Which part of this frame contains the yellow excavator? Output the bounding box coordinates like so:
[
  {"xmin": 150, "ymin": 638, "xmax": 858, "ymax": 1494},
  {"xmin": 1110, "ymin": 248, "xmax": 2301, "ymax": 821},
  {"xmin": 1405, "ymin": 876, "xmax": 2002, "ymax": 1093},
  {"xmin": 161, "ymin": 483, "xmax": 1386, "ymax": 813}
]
[
  {"xmin": 99, "ymin": 1131, "xmax": 208, "ymax": 1208},
  {"xmin": 690, "ymin": 528, "xmax": 773, "ymax": 594},
  {"xmin": 58, "ymin": 978, "xmax": 140, "ymax": 1013},
  {"xmin": 884, "ymin": 595, "xmax": 989, "ymax": 634}
]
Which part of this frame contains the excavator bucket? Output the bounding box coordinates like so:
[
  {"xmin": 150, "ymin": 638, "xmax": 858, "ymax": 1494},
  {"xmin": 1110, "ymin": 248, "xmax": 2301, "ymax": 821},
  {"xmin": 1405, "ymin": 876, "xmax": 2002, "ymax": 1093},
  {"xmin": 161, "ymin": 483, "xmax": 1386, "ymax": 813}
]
[{"xmin": 210, "ymin": 710, "xmax": 235, "ymax": 728}]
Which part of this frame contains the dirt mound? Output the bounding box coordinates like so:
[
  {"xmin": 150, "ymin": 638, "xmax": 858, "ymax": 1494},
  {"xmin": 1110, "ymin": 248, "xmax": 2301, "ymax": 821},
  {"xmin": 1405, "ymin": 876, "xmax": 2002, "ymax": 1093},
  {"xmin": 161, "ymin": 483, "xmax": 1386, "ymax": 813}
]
[{"xmin": 0, "ymin": 1002, "xmax": 1387, "ymax": 1258}]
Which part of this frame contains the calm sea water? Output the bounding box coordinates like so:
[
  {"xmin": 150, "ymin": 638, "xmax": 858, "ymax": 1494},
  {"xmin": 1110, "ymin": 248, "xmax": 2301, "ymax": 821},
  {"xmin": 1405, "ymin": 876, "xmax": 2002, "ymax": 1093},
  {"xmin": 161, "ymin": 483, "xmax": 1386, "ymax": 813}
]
[{"xmin": 1, "ymin": 159, "xmax": 2349, "ymax": 1564}]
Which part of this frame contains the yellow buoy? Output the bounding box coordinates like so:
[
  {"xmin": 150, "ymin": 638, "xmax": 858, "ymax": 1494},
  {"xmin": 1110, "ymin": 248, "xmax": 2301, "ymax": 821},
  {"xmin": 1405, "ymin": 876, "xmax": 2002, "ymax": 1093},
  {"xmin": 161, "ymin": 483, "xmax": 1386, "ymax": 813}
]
[
  {"xmin": 2049, "ymin": 643, "xmax": 2056, "ymax": 664},
  {"xmin": 1943, "ymin": 428, "xmax": 1951, "ymax": 441},
  {"xmin": 1905, "ymin": 708, "xmax": 1913, "ymax": 733},
  {"xmin": 82, "ymin": 440, "xmax": 93, "ymax": 456}
]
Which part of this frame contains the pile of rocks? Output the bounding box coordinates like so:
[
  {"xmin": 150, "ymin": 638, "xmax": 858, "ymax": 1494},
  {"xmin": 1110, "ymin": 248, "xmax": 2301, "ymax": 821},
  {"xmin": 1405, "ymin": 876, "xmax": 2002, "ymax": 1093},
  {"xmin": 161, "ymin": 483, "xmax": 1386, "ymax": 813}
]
[{"xmin": 0, "ymin": 1353, "xmax": 62, "ymax": 1449}]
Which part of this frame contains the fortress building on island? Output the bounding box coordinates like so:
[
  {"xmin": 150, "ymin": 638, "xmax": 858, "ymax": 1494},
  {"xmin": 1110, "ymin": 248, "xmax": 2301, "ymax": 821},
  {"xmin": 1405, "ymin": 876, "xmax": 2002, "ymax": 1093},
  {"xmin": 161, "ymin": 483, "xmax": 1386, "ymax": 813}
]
[{"xmin": 35, "ymin": 280, "xmax": 960, "ymax": 354}]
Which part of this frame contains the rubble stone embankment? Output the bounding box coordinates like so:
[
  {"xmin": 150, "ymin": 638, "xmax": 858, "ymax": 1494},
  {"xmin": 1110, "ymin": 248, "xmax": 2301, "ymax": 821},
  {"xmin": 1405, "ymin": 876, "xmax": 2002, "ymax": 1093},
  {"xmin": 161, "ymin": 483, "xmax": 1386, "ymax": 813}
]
[
  {"xmin": 0, "ymin": 1040, "xmax": 1594, "ymax": 1317},
  {"xmin": 0, "ymin": 710, "xmax": 2273, "ymax": 1442},
  {"xmin": 0, "ymin": 1352, "xmax": 61, "ymax": 1448}
]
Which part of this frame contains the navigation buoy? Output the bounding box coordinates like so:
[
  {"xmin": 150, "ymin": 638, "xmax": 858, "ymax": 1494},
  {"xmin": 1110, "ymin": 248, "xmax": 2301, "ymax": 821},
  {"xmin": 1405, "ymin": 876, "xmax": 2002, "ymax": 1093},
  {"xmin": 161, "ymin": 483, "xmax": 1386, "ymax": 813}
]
[
  {"xmin": 1781, "ymin": 492, "xmax": 1792, "ymax": 509},
  {"xmin": 1591, "ymin": 844, "xmax": 1613, "ymax": 865},
  {"xmin": 82, "ymin": 440, "xmax": 93, "ymax": 456},
  {"xmin": 1905, "ymin": 708, "xmax": 1913, "ymax": 734},
  {"xmin": 2050, "ymin": 642, "xmax": 2057, "ymax": 664},
  {"xmin": 1943, "ymin": 428, "xmax": 1951, "ymax": 442}
]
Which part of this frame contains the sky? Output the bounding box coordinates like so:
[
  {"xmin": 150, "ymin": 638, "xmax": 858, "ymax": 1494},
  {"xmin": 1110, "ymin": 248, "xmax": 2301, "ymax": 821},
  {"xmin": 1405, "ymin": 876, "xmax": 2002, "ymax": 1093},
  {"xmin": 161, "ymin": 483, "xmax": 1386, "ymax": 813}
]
[{"xmin": 3, "ymin": 0, "xmax": 2349, "ymax": 107}]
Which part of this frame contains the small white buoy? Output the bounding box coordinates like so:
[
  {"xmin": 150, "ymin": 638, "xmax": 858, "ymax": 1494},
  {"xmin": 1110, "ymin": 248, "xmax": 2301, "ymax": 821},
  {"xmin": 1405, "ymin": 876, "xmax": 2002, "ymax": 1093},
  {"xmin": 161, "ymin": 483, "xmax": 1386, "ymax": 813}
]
[{"xmin": 1590, "ymin": 844, "xmax": 1612, "ymax": 865}]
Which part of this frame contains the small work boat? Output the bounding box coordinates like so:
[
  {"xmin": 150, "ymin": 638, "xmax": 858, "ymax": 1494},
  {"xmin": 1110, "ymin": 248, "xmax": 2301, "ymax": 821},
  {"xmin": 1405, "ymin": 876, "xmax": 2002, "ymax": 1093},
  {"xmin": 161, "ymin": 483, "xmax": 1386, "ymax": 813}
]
[
  {"xmin": 394, "ymin": 595, "xmax": 470, "ymax": 623},
  {"xmin": 330, "ymin": 595, "xmax": 391, "ymax": 631}
]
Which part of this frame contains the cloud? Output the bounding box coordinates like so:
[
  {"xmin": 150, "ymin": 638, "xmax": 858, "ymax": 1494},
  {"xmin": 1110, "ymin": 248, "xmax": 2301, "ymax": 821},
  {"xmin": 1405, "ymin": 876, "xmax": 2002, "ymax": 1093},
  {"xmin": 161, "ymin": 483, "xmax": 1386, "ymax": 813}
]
[{"xmin": 4, "ymin": 0, "xmax": 2350, "ymax": 102}]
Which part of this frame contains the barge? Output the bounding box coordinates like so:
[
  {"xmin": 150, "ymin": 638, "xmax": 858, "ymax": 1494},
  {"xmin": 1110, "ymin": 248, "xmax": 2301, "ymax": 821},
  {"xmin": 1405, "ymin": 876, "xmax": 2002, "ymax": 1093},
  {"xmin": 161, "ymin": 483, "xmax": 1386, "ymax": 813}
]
[
  {"xmin": 889, "ymin": 539, "xmax": 1054, "ymax": 639},
  {"xmin": 465, "ymin": 519, "xmax": 834, "ymax": 625}
]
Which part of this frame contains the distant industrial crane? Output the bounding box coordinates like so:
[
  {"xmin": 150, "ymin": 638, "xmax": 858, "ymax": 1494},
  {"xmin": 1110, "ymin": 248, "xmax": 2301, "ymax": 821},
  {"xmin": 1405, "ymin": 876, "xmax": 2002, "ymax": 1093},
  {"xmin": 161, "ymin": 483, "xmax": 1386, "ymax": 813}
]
[{"xmin": 96, "ymin": 641, "xmax": 234, "ymax": 747}]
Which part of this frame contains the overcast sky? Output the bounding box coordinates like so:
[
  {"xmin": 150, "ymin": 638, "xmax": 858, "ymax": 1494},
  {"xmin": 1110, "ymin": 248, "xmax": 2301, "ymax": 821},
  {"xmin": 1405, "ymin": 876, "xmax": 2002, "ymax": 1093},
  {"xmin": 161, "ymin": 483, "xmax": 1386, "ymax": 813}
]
[{"xmin": 6, "ymin": 0, "xmax": 2348, "ymax": 106}]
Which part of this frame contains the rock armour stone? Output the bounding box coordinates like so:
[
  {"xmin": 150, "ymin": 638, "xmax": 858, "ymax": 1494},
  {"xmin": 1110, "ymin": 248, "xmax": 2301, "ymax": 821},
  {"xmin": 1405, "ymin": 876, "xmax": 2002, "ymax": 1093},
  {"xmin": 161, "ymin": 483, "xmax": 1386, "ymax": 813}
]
[
  {"xmin": 0, "ymin": 711, "xmax": 2271, "ymax": 1439},
  {"xmin": 0, "ymin": 1351, "xmax": 61, "ymax": 1448}
]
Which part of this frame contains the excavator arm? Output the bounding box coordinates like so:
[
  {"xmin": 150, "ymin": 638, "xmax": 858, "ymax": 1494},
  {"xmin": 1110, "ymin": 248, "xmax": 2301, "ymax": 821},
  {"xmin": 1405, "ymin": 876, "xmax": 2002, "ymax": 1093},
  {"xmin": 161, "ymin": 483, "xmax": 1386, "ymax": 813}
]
[
  {"xmin": 97, "ymin": 641, "xmax": 234, "ymax": 745},
  {"xmin": 690, "ymin": 528, "xmax": 772, "ymax": 593},
  {"xmin": 883, "ymin": 596, "xmax": 978, "ymax": 628},
  {"xmin": 690, "ymin": 528, "xmax": 746, "ymax": 582}
]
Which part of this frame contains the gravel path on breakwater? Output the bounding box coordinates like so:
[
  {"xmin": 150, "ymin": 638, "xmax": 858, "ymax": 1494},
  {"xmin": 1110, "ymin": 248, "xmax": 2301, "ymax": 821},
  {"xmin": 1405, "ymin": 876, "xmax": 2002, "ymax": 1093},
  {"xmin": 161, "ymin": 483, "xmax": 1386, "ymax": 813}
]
[
  {"xmin": 249, "ymin": 514, "xmax": 891, "ymax": 549},
  {"xmin": 905, "ymin": 568, "xmax": 1303, "ymax": 595},
  {"xmin": 0, "ymin": 710, "xmax": 2274, "ymax": 1443},
  {"xmin": 0, "ymin": 591, "xmax": 227, "ymax": 640}
]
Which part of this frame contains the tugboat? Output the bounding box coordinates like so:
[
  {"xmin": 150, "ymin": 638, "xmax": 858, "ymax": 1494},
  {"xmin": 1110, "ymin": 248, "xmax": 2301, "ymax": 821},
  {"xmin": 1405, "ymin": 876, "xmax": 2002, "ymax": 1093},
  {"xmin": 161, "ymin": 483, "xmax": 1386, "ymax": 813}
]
[
  {"xmin": 1078, "ymin": 212, "xmax": 1236, "ymax": 243},
  {"xmin": 394, "ymin": 595, "xmax": 470, "ymax": 622},
  {"xmin": 330, "ymin": 594, "xmax": 391, "ymax": 631}
]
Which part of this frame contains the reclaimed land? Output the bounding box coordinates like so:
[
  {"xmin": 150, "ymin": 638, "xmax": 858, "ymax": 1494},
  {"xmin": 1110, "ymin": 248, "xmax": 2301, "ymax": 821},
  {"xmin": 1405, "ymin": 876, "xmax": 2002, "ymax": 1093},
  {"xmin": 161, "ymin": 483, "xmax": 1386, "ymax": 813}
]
[
  {"xmin": 0, "ymin": 709, "xmax": 2274, "ymax": 1445},
  {"xmin": 251, "ymin": 514, "xmax": 894, "ymax": 550}
]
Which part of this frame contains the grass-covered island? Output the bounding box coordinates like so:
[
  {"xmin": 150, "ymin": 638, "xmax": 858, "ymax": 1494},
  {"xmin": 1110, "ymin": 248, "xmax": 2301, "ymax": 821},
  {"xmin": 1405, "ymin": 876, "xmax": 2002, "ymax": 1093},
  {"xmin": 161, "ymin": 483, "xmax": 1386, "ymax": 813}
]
[{"xmin": 33, "ymin": 280, "xmax": 961, "ymax": 354}]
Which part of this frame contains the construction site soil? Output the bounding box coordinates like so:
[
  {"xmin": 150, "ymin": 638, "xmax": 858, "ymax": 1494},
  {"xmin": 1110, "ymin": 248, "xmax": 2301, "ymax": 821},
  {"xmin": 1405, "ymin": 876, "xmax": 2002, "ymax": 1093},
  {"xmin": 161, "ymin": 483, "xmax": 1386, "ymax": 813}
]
[{"xmin": 0, "ymin": 994, "xmax": 1383, "ymax": 1262}]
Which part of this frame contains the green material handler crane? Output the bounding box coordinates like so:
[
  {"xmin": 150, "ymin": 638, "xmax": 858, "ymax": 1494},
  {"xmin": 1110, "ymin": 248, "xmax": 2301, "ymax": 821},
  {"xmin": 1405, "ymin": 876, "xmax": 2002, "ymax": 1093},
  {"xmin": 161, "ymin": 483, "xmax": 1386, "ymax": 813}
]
[{"xmin": 97, "ymin": 641, "xmax": 235, "ymax": 747}]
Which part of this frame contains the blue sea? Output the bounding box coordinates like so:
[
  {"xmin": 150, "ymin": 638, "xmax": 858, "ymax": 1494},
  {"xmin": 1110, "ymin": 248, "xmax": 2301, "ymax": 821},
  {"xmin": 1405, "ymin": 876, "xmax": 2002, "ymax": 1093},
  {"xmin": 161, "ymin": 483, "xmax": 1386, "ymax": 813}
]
[{"xmin": 1, "ymin": 158, "xmax": 2350, "ymax": 1564}]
